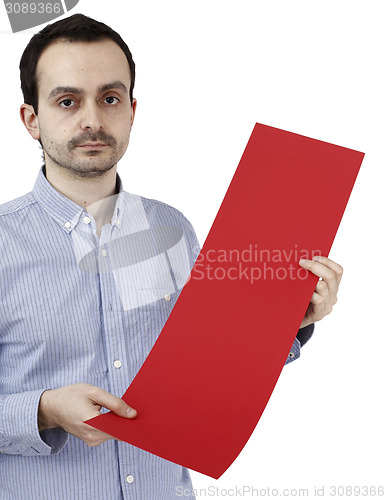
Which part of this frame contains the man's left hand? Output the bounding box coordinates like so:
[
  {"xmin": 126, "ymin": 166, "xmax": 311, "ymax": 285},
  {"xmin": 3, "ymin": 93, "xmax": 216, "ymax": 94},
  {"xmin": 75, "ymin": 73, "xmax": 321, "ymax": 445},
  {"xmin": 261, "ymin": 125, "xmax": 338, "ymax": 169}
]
[{"xmin": 298, "ymin": 256, "xmax": 343, "ymax": 329}]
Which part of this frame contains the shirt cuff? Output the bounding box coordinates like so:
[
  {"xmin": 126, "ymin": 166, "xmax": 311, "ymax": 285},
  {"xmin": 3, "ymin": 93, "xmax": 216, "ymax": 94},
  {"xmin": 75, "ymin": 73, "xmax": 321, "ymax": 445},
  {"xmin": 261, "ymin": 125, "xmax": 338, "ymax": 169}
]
[
  {"xmin": 284, "ymin": 337, "xmax": 301, "ymax": 365},
  {"xmin": 296, "ymin": 323, "xmax": 315, "ymax": 347},
  {"xmin": 0, "ymin": 390, "xmax": 68, "ymax": 456},
  {"xmin": 284, "ymin": 323, "xmax": 315, "ymax": 365}
]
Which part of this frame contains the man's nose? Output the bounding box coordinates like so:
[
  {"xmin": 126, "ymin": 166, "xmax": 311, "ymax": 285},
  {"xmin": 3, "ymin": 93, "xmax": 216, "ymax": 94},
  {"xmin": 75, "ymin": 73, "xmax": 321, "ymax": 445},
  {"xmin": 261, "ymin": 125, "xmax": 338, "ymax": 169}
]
[{"xmin": 80, "ymin": 101, "xmax": 103, "ymax": 131}]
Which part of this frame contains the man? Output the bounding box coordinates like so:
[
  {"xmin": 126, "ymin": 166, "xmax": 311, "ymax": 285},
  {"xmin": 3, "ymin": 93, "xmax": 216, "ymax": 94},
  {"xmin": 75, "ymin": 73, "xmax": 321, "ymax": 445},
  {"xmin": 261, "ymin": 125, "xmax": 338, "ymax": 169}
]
[{"xmin": 0, "ymin": 13, "xmax": 342, "ymax": 500}]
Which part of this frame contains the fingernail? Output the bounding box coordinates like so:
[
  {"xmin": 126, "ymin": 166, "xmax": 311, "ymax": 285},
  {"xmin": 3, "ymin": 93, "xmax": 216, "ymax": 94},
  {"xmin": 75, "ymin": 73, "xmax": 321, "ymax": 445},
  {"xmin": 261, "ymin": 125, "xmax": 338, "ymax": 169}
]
[
  {"xmin": 126, "ymin": 407, "xmax": 136, "ymax": 417},
  {"xmin": 299, "ymin": 259, "xmax": 307, "ymax": 265},
  {"xmin": 312, "ymin": 255, "xmax": 322, "ymax": 261}
]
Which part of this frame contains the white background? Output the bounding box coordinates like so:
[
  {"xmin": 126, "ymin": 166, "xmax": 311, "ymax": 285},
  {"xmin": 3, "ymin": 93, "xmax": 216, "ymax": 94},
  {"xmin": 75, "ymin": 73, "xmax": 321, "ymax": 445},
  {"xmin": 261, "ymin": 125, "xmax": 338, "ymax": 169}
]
[{"xmin": 1, "ymin": 1, "xmax": 385, "ymax": 498}]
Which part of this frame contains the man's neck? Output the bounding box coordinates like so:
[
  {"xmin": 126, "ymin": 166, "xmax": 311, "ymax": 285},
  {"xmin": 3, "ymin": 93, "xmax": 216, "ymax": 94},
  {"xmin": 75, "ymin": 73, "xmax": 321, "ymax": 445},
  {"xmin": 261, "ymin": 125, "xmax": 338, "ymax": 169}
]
[{"xmin": 45, "ymin": 163, "xmax": 119, "ymax": 236}]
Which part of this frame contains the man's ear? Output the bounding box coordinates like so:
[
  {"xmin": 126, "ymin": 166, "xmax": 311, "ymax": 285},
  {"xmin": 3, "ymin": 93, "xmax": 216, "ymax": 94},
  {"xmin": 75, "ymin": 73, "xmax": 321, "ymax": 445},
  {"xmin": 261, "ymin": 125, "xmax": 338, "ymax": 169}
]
[
  {"xmin": 20, "ymin": 103, "xmax": 40, "ymax": 140},
  {"xmin": 130, "ymin": 98, "xmax": 137, "ymax": 127}
]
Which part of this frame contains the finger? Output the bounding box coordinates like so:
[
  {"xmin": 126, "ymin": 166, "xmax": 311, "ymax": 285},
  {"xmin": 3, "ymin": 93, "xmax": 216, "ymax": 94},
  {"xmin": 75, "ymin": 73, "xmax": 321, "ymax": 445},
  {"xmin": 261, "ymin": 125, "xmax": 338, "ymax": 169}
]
[
  {"xmin": 315, "ymin": 279, "xmax": 330, "ymax": 300},
  {"xmin": 299, "ymin": 258, "xmax": 338, "ymax": 295},
  {"xmin": 310, "ymin": 291, "xmax": 324, "ymax": 308},
  {"xmin": 88, "ymin": 387, "xmax": 137, "ymax": 418},
  {"xmin": 308, "ymin": 291, "xmax": 325, "ymax": 321},
  {"xmin": 311, "ymin": 289, "xmax": 333, "ymax": 316},
  {"xmin": 312, "ymin": 255, "xmax": 343, "ymax": 285}
]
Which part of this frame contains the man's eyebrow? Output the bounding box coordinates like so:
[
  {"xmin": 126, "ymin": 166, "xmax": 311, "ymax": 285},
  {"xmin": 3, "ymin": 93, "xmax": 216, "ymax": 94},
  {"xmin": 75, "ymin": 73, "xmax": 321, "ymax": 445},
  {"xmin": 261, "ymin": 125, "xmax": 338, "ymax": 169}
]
[
  {"xmin": 98, "ymin": 81, "xmax": 128, "ymax": 94},
  {"xmin": 48, "ymin": 86, "xmax": 84, "ymax": 99},
  {"xmin": 48, "ymin": 81, "xmax": 128, "ymax": 100}
]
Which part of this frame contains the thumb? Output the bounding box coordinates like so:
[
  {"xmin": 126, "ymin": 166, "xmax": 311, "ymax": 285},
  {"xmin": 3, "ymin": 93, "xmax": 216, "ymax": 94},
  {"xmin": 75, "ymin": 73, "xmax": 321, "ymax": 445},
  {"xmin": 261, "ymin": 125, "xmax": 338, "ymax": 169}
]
[
  {"xmin": 96, "ymin": 388, "xmax": 137, "ymax": 418},
  {"xmin": 113, "ymin": 398, "xmax": 137, "ymax": 419}
]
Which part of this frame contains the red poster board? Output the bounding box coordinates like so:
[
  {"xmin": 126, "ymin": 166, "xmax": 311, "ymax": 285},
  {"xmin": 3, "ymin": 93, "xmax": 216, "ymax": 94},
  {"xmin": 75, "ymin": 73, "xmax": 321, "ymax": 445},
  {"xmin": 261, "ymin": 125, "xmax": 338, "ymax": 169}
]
[{"xmin": 87, "ymin": 123, "xmax": 364, "ymax": 478}]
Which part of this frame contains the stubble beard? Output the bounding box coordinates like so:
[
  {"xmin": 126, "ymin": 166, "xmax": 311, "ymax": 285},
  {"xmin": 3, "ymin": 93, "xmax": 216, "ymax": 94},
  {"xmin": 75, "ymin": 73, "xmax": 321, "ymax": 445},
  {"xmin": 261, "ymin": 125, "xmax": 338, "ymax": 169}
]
[{"xmin": 41, "ymin": 131, "xmax": 128, "ymax": 179}]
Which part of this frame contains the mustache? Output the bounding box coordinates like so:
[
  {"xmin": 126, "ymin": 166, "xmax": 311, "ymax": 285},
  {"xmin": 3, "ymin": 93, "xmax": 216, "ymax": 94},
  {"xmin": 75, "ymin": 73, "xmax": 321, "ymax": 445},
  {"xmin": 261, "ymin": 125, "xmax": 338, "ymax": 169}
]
[{"xmin": 68, "ymin": 131, "xmax": 117, "ymax": 148}]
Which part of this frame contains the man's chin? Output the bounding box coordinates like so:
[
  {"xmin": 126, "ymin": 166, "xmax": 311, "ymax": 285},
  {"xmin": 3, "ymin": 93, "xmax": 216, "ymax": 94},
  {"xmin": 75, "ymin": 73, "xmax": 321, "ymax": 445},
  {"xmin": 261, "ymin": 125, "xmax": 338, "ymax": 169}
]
[
  {"xmin": 70, "ymin": 164, "xmax": 116, "ymax": 178},
  {"xmin": 53, "ymin": 161, "xmax": 116, "ymax": 179},
  {"xmin": 80, "ymin": 150, "xmax": 104, "ymax": 156},
  {"xmin": 44, "ymin": 148, "xmax": 120, "ymax": 178}
]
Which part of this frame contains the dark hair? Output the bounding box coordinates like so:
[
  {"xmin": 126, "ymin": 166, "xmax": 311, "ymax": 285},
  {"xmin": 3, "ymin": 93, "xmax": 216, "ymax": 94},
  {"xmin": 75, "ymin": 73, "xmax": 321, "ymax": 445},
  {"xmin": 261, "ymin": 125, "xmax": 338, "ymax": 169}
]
[{"xmin": 19, "ymin": 13, "xmax": 135, "ymax": 114}]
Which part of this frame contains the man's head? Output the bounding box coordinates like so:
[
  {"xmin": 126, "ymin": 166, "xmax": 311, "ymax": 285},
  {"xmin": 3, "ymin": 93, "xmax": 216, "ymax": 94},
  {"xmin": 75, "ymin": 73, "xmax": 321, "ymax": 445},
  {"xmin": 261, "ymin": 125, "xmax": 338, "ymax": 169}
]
[
  {"xmin": 19, "ymin": 14, "xmax": 137, "ymax": 179},
  {"xmin": 20, "ymin": 13, "xmax": 135, "ymax": 114}
]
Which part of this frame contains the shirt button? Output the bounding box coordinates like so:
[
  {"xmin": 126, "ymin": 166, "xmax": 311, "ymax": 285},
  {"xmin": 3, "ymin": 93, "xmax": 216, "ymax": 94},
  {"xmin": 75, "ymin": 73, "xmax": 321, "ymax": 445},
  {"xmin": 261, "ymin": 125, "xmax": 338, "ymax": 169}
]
[
  {"xmin": 113, "ymin": 360, "xmax": 122, "ymax": 369},
  {"xmin": 126, "ymin": 475, "xmax": 134, "ymax": 484},
  {"xmin": 288, "ymin": 352, "xmax": 295, "ymax": 359},
  {"xmin": 101, "ymin": 249, "xmax": 107, "ymax": 257},
  {"xmin": 64, "ymin": 222, "xmax": 71, "ymax": 228},
  {"xmin": 164, "ymin": 293, "xmax": 171, "ymax": 302},
  {"xmin": 83, "ymin": 216, "xmax": 91, "ymax": 224}
]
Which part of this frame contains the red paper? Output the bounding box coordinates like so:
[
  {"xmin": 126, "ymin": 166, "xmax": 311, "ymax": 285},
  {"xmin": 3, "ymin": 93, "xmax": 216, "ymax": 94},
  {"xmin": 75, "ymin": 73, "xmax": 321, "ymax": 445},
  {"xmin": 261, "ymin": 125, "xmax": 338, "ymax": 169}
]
[{"xmin": 87, "ymin": 123, "xmax": 364, "ymax": 478}]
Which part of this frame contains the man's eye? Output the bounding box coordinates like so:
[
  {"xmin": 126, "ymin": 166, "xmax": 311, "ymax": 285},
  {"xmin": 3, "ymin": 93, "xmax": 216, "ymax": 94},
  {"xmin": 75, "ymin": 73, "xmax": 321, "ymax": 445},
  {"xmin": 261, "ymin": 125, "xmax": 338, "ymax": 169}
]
[
  {"xmin": 104, "ymin": 96, "xmax": 119, "ymax": 105},
  {"xmin": 59, "ymin": 99, "xmax": 75, "ymax": 108}
]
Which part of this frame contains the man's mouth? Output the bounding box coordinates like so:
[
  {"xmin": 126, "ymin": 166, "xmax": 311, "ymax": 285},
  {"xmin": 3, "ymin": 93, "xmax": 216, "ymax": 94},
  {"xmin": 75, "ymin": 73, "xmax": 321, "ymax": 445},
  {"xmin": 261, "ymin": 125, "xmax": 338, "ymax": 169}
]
[{"xmin": 76, "ymin": 142, "xmax": 108, "ymax": 149}]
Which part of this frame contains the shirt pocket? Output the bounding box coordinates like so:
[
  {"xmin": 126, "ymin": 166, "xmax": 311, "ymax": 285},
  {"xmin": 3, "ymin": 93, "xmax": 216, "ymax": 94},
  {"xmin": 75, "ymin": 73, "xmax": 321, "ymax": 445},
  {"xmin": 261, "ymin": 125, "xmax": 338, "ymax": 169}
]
[{"xmin": 111, "ymin": 230, "xmax": 191, "ymax": 312}]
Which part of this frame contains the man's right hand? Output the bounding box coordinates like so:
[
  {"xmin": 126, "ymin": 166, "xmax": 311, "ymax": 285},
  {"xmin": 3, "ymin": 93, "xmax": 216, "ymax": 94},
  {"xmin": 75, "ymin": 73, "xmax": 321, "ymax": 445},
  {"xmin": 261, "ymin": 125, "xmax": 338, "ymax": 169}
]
[{"xmin": 38, "ymin": 383, "xmax": 137, "ymax": 447}]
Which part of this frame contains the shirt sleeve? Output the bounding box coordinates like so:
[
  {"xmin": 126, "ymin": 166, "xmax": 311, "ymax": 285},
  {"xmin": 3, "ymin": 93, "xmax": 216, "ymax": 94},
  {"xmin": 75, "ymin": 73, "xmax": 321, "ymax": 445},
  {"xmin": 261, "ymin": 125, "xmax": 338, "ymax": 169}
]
[
  {"xmin": 285, "ymin": 324, "xmax": 315, "ymax": 365},
  {"xmin": 181, "ymin": 213, "xmax": 201, "ymax": 270},
  {"xmin": 296, "ymin": 323, "xmax": 315, "ymax": 347},
  {"xmin": 0, "ymin": 389, "xmax": 68, "ymax": 456}
]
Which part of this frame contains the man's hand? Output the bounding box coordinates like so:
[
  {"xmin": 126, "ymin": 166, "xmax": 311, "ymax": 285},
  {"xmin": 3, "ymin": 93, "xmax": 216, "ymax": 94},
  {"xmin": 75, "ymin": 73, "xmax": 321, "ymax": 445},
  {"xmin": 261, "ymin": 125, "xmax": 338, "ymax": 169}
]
[
  {"xmin": 299, "ymin": 255, "xmax": 343, "ymax": 328},
  {"xmin": 38, "ymin": 383, "xmax": 137, "ymax": 447}
]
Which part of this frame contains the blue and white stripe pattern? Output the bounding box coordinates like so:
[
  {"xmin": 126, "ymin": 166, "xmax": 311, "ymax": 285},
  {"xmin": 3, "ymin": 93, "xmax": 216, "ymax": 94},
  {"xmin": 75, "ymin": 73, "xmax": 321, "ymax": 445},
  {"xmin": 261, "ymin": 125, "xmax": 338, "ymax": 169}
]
[{"xmin": 0, "ymin": 167, "xmax": 302, "ymax": 499}]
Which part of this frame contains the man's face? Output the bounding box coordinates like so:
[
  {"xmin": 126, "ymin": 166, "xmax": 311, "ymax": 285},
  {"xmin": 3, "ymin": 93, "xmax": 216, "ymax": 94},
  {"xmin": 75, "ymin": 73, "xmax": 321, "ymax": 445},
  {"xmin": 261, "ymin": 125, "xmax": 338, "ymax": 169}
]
[{"xmin": 34, "ymin": 38, "xmax": 136, "ymax": 178}]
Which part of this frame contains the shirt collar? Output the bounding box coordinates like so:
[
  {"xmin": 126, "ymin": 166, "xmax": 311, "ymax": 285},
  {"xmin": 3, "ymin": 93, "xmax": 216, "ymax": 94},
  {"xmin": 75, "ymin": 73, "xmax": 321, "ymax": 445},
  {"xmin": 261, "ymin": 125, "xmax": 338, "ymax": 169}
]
[
  {"xmin": 110, "ymin": 175, "xmax": 125, "ymax": 229},
  {"xmin": 33, "ymin": 166, "xmax": 125, "ymax": 233}
]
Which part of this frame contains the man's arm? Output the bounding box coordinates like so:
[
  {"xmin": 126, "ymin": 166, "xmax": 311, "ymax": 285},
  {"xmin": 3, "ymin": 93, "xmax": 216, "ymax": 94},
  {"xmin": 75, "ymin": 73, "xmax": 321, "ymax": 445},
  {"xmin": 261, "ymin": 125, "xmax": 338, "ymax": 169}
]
[
  {"xmin": 38, "ymin": 384, "xmax": 137, "ymax": 447},
  {"xmin": 299, "ymin": 256, "xmax": 343, "ymax": 328},
  {"xmin": 0, "ymin": 385, "xmax": 136, "ymax": 455},
  {"xmin": 283, "ymin": 255, "xmax": 342, "ymax": 365},
  {"xmin": 0, "ymin": 389, "xmax": 68, "ymax": 456}
]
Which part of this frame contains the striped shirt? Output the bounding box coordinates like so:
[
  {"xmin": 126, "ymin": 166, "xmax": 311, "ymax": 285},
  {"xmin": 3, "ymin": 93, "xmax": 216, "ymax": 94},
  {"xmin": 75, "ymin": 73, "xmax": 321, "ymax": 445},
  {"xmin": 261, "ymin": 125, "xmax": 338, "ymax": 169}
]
[{"xmin": 0, "ymin": 167, "xmax": 306, "ymax": 500}]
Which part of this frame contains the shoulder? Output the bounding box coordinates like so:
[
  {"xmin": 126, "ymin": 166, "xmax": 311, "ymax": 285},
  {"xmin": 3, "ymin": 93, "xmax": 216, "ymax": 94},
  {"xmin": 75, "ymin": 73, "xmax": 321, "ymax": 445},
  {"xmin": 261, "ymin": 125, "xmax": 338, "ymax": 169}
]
[
  {"xmin": 0, "ymin": 192, "xmax": 36, "ymax": 250},
  {"xmin": 0, "ymin": 191, "xmax": 36, "ymax": 219}
]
